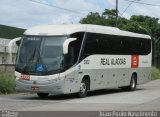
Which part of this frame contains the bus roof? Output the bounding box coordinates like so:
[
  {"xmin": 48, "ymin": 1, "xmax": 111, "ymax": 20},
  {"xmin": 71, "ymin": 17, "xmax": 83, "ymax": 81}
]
[{"xmin": 24, "ymin": 24, "xmax": 151, "ymax": 39}]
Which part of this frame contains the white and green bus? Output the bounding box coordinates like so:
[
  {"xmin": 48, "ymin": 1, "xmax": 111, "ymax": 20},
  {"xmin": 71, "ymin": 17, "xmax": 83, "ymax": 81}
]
[{"xmin": 15, "ymin": 24, "xmax": 152, "ymax": 98}]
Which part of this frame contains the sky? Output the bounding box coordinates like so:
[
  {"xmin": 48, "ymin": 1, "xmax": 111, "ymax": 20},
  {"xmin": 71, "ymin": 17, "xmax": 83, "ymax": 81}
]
[{"xmin": 0, "ymin": 0, "xmax": 160, "ymax": 29}]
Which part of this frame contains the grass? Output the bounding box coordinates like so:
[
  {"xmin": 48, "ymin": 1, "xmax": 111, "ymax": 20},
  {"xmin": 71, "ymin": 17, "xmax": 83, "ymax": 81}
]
[
  {"xmin": 0, "ymin": 73, "xmax": 15, "ymax": 94},
  {"xmin": 151, "ymin": 67, "xmax": 160, "ymax": 80}
]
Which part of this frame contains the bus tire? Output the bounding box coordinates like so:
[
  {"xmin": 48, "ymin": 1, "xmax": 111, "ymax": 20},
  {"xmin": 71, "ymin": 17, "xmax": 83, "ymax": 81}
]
[
  {"xmin": 77, "ymin": 79, "xmax": 88, "ymax": 98},
  {"xmin": 122, "ymin": 75, "xmax": 137, "ymax": 91},
  {"xmin": 37, "ymin": 93, "xmax": 49, "ymax": 98},
  {"xmin": 129, "ymin": 75, "xmax": 137, "ymax": 91}
]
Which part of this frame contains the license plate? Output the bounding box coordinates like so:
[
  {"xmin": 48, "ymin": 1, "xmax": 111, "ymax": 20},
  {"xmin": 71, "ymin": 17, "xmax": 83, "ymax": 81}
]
[
  {"xmin": 20, "ymin": 74, "xmax": 30, "ymax": 80},
  {"xmin": 31, "ymin": 86, "xmax": 39, "ymax": 91}
]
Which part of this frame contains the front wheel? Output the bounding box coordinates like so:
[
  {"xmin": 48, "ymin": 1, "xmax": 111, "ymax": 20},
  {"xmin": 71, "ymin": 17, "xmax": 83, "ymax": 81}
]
[
  {"xmin": 37, "ymin": 93, "xmax": 49, "ymax": 98},
  {"xmin": 77, "ymin": 79, "xmax": 88, "ymax": 98}
]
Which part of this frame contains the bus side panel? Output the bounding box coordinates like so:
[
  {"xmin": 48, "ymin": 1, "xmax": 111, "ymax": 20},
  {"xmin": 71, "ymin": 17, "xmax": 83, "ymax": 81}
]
[
  {"xmin": 63, "ymin": 67, "xmax": 80, "ymax": 94},
  {"xmin": 78, "ymin": 55, "xmax": 132, "ymax": 90},
  {"xmin": 136, "ymin": 67, "xmax": 151, "ymax": 85},
  {"xmin": 82, "ymin": 68, "xmax": 131, "ymax": 90},
  {"xmin": 137, "ymin": 54, "xmax": 152, "ymax": 84},
  {"xmin": 62, "ymin": 53, "xmax": 151, "ymax": 94}
]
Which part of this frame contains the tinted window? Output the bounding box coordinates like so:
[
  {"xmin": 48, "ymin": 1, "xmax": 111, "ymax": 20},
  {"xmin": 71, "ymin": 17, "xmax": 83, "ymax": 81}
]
[
  {"xmin": 65, "ymin": 32, "xmax": 84, "ymax": 68},
  {"xmin": 82, "ymin": 32, "xmax": 151, "ymax": 57}
]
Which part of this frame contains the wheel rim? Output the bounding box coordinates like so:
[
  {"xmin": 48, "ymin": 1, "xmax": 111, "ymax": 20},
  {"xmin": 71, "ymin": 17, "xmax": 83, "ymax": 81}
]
[
  {"xmin": 80, "ymin": 82, "xmax": 86, "ymax": 94},
  {"xmin": 131, "ymin": 78, "xmax": 136, "ymax": 89}
]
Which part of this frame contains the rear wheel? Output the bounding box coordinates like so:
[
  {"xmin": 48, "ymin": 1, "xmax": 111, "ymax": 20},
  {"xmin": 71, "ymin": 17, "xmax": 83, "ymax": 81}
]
[
  {"xmin": 129, "ymin": 75, "xmax": 137, "ymax": 91},
  {"xmin": 37, "ymin": 93, "xmax": 49, "ymax": 98},
  {"xmin": 77, "ymin": 79, "xmax": 88, "ymax": 98},
  {"xmin": 121, "ymin": 75, "xmax": 137, "ymax": 91}
]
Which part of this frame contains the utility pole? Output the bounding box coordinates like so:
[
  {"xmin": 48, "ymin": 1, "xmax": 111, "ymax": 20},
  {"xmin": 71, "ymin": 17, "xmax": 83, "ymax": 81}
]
[{"xmin": 116, "ymin": 0, "xmax": 118, "ymax": 27}]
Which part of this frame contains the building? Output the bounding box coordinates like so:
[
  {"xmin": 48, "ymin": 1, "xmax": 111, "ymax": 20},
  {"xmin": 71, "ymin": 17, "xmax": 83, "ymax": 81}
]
[{"xmin": 0, "ymin": 38, "xmax": 17, "ymax": 64}]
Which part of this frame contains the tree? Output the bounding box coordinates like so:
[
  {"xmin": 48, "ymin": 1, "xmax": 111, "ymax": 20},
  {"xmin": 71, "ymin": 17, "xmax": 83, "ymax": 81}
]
[
  {"xmin": 80, "ymin": 9, "xmax": 129, "ymax": 28},
  {"xmin": 102, "ymin": 9, "xmax": 117, "ymax": 18},
  {"xmin": 80, "ymin": 12, "xmax": 106, "ymax": 26}
]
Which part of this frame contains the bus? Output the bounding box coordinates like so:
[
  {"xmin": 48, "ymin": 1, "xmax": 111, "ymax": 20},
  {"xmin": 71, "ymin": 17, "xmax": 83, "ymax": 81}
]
[{"xmin": 15, "ymin": 24, "xmax": 152, "ymax": 98}]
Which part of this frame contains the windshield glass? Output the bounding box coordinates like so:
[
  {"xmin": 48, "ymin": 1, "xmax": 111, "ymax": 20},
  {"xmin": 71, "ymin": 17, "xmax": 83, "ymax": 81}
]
[{"xmin": 15, "ymin": 36, "xmax": 67, "ymax": 75}]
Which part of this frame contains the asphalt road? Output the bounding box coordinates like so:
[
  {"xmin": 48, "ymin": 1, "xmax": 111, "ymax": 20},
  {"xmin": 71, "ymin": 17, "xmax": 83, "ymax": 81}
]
[{"xmin": 0, "ymin": 79, "xmax": 160, "ymax": 111}]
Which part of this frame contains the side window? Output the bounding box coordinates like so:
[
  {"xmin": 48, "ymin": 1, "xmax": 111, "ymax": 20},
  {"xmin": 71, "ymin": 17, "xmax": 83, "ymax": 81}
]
[
  {"xmin": 121, "ymin": 37, "xmax": 131, "ymax": 55},
  {"xmin": 98, "ymin": 34, "xmax": 107, "ymax": 54},
  {"xmin": 82, "ymin": 33, "xmax": 151, "ymax": 57},
  {"xmin": 99, "ymin": 34, "xmax": 114, "ymax": 54},
  {"xmin": 141, "ymin": 39, "xmax": 151, "ymax": 55},
  {"xmin": 65, "ymin": 32, "xmax": 84, "ymax": 67},
  {"xmin": 107, "ymin": 36, "xmax": 116, "ymax": 54},
  {"xmin": 83, "ymin": 33, "xmax": 99, "ymax": 58},
  {"xmin": 131, "ymin": 38, "xmax": 139, "ymax": 55},
  {"xmin": 114, "ymin": 36, "xmax": 122, "ymax": 54},
  {"xmin": 104, "ymin": 35, "xmax": 123, "ymax": 55},
  {"xmin": 131, "ymin": 38, "xmax": 151, "ymax": 55},
  {"xmin": 113, "ymin": 36, "xmax": 151, "ymax": 55}
]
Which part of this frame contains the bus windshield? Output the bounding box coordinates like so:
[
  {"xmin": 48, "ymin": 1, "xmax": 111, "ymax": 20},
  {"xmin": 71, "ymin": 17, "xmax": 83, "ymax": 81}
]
[{"xmin": 15, "ymin": 36, "xmax": 67, "ymax": 75}]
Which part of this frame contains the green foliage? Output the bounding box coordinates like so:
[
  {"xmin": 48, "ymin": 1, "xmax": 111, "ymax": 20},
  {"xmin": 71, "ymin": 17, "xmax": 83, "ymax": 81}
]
[
  {"xmin": 151, "ymin": 67, "xmax": 160, "ymax": 80},
  {"xmin": 102, "ymin": 9, "xmax": 116, "ymax": 18},
  {"xmin": 80, "ymin": 12, "xmax": 107, "ymax": 26},
  {"xmin": 0, "ymin": 24, "xmax": 25, "ymax": 39},
  {"xmin": 0, "ymin": 73, "xmax": 15, "ymax": 94},
  {"xmin": 80, "ymin": 9, "xmax": 160, "ymax": 37}
]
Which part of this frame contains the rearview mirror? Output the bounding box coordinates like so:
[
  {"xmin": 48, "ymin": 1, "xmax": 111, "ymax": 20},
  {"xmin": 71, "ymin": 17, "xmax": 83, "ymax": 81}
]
[
  {"xmin": 63, "ymin": 38, "xmax": 77, "ymax": 54},
  {"xmin": 16, "ymin": 40, "xmax": 21, "ymax": 46},
  {"xmin": 8, "ymin": 37, "xmax": 21, "ymax": 53}
]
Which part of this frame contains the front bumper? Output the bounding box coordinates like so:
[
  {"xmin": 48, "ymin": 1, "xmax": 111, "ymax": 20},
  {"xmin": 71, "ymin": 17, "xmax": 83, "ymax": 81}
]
[{"xmin": 15, "ymin": 78, "xmax": 65, "ymax": 95}]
